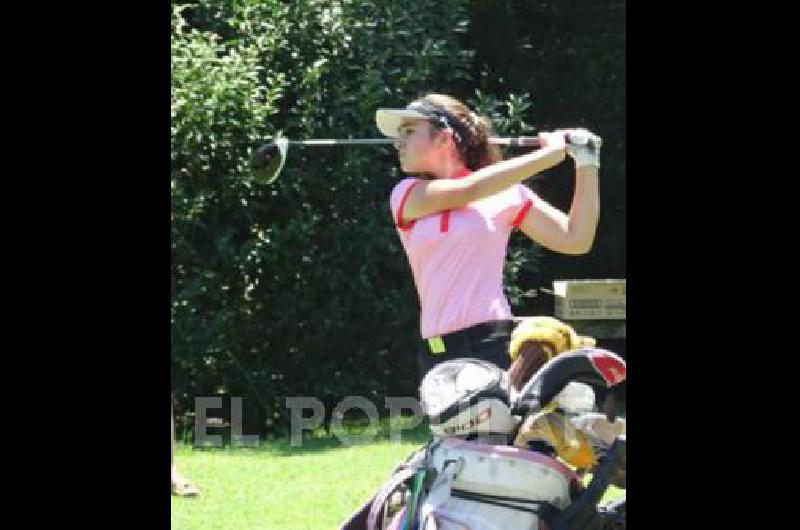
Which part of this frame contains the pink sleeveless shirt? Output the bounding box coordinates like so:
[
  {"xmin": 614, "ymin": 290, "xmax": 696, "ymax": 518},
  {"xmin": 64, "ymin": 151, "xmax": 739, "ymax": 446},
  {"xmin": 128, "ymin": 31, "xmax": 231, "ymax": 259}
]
[{"xmin": 390, "ymin": 171, "xmax": 536, "ymax": 339}]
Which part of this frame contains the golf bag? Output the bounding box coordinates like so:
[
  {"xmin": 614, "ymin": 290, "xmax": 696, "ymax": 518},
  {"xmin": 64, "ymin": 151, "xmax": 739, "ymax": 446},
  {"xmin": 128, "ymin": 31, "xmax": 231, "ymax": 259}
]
[
  {"xmin": 340, "ymin": 348, "xmax": 627, "ymax": 530},
  {"xmin": 386, "ymin": 437, "xmax": 577, "ymax": 530}
]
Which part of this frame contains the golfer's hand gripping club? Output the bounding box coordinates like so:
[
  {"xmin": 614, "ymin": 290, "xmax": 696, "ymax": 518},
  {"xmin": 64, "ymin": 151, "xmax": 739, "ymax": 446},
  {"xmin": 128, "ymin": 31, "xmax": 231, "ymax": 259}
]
[{"xmin": 563, "ymin": 128, "xmax": 602, "ymax": 168}]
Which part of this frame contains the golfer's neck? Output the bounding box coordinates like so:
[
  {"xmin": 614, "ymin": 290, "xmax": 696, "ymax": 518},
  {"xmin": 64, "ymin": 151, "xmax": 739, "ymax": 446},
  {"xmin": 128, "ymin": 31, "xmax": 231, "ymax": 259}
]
[{"xmin": 431, "ymin": 157, "xmax": 468, "ymax": 179}]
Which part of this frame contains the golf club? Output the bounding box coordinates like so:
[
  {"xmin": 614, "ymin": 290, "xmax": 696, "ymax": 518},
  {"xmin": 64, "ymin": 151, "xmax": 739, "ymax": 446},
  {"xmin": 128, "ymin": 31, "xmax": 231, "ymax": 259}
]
[{"xmin": 250, "ymin": 134, "xmax": 597, "ymax": 185}]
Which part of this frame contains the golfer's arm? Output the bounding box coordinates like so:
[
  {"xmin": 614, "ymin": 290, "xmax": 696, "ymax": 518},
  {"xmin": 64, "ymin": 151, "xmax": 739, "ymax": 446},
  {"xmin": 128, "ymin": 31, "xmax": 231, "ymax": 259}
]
[
  {"xmin": 518, "ymin": 166, "xmax": 599, "ymax": 255},
  {"xmin": 402, "ymin": 146, "xmax": 566, "ymax": 221}
]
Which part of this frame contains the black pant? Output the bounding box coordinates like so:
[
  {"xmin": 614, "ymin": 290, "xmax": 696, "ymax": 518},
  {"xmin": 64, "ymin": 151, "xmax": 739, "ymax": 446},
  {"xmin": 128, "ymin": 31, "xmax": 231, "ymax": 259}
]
[{"xmin": 416, "ymin": 319, "xmax": 516, "ymax": 384}]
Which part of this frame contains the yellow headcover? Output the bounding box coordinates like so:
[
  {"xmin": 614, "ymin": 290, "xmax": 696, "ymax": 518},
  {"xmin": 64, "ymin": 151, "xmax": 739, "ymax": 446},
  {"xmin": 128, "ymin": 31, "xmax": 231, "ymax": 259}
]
[
  {"xmin": 509, "ymin": 316, "xmax": 596, "ymax": 362},
  {"xmin": 513, "ymin": 406, "xmax": 596, "ymax": 470}
]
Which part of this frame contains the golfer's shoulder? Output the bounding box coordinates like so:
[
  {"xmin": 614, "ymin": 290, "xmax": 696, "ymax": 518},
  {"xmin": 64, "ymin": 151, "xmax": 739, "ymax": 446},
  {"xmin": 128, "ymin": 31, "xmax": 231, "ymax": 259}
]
[
  {"xmin": 508, "ymin": 183, "xmax": 539, "ymax": 204},
  {"xmin": 389, "ymin": 177, "xmax": 423, "ymax": 209}
]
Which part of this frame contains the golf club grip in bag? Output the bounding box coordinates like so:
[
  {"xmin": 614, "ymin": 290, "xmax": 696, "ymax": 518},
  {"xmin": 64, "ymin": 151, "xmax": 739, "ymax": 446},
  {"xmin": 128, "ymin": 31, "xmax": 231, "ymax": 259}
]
[
  {"xmin": 339, "ymin": 446, "xmax": 428, "ymax": 530},
  {"xmin": 511, "ymin": 348, "xmax": 626, "ymax": 419}
]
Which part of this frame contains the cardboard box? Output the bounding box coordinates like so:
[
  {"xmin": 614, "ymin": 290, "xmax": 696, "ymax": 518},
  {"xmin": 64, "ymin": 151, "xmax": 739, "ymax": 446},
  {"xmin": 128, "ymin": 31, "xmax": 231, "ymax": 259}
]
[{"xmin": 553, "ymin": 279, "xmax": 626, "ymax": 320}]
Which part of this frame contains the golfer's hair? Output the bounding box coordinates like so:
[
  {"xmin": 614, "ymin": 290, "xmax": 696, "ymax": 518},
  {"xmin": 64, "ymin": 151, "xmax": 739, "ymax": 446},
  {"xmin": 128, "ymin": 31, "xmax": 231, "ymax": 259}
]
[{"xmin": 421, "ymin": 93, "xmax": 503, "ymax": 170}]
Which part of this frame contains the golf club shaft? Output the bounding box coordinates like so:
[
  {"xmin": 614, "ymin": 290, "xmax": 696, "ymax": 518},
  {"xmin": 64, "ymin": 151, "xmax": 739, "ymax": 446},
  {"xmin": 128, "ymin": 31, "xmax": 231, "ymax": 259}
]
[
  {"xmin": 283, "ymin": 138, "xmax": 395, "ymax": 146},
  {"xmin": 269, "ymin": 136, "xmax": 544, "ymax": 148}
]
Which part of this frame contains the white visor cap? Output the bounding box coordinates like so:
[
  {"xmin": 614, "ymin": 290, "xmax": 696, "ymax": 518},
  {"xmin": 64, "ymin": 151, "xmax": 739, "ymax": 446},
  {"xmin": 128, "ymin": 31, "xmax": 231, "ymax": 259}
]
[
  {"xmin": 374, "ymin": 107, "xmax": 431, "ymax": 138},
  {"xmin": 375, "ymin": 100, "xmax": 461, "ymax": 138}
]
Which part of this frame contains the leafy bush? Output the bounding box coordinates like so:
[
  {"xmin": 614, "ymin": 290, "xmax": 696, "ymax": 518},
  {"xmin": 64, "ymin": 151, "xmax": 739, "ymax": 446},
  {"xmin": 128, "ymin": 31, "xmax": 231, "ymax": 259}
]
[{"xmin": 171, "ymin": 0, "xmax": 624, "ymax": 436}]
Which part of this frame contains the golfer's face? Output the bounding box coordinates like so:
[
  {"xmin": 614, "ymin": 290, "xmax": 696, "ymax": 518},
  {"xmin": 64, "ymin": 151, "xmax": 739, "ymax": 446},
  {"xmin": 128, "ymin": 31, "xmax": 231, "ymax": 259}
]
[{"xmin": 396, "ymin": 119, "xmax": 438, "ymax": 174}]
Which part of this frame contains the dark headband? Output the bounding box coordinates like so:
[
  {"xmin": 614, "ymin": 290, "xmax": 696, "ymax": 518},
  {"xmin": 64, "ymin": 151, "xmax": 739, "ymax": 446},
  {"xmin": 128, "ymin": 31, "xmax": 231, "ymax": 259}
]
[{"xmin": 406, "ymin": 100, "xmax": 472, "ymax": 146}]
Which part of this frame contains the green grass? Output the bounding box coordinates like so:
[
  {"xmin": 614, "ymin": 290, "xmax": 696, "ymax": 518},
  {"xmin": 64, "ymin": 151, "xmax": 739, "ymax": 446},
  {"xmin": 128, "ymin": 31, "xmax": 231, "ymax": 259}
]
[{"xmin": 172, "ymin": 419, "xmax": 623, "ymax": 530}]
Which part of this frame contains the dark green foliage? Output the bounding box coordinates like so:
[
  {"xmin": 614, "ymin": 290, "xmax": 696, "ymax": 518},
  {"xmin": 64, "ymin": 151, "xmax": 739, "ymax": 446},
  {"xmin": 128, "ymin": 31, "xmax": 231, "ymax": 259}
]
[{"xmin": 171, "ymin": 0, "xmax": 625, "ymax": 435}]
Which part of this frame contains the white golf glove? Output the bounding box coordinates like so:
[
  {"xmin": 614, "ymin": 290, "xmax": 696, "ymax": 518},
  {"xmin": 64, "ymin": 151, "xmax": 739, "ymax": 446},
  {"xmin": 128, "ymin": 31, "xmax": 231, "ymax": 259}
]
[{"xmin": 565, "ymin": 128, "xmax": 602, "ymax": 169}]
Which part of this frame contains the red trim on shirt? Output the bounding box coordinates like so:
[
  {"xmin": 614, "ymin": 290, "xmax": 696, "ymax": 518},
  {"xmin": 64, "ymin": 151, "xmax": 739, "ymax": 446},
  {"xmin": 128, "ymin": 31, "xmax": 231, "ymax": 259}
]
[
  {"xmin": 511, "ymin": 198, "xmax": 534, "ymax": 228},
  {"xmin": 396, "ymin": 180, "xmax": 421, "ymax": 231}
]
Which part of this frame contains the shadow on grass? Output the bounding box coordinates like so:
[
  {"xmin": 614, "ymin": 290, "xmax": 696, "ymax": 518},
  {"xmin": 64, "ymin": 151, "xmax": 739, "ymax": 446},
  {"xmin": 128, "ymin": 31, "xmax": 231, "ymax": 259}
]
[{"xmin": 183, "ymin": 417, "xmax": 432, "ymax": 457}]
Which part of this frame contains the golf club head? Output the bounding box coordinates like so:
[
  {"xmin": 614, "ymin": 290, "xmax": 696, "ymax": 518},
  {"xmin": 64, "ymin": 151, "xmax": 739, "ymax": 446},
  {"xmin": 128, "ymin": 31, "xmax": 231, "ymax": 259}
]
[
  {"xmin": 250, "ymin": 137, "xmax": 288, "ymax": 185},
  {"xmin": 511, "ymin": 348, "xmax": 626, "ymax": 418}
]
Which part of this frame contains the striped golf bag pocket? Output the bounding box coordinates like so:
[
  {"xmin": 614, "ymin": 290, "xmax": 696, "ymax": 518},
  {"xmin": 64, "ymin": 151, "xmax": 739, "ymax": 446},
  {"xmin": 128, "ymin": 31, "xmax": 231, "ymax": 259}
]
[{"xmin": 388, "ymin": 437, "xmax": 577, "ymax": 530}]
